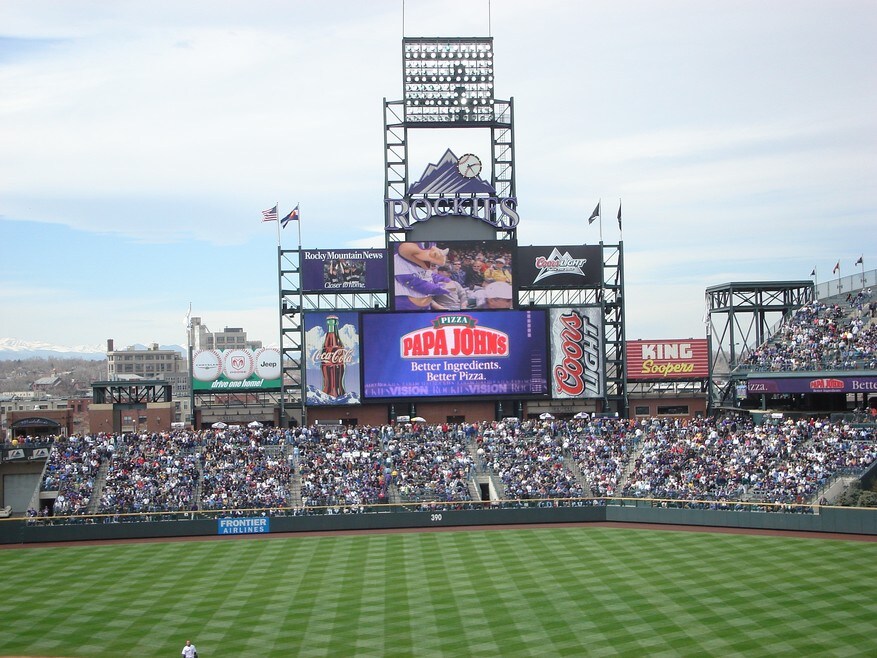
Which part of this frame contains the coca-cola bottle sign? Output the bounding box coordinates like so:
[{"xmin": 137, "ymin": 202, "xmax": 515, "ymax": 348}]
[{"xmin": 320, "ymin": 315, "xmax": 348, "ymax": 398}]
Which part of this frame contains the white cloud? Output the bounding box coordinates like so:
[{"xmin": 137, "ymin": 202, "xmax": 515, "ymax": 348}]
[{"xmin": 0, "ymin": 0, "xmax": 874, "ymax": 346}]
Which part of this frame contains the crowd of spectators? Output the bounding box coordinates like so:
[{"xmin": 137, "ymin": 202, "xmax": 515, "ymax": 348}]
[
  {"xmin": 742, "ymin": 292, "xmax": 877, "ymax": 371},
  {"xmin": 39, "ymin": 434, "xmax": 114, "ymax": 515},
  {"xmin": 562, "ymin": 418, "xmax": 640, "ymax": 497},
  {"xmin": 386, "ymin": 424, "xmax": 475, "ymax": 503},
  {"xmin": 98, "ymin": 432, "xmax": 200, "ymax": 514},
  {"xmin": 3, "ymin": 433, "xmax": 57, "ymax": 447},
  {"xmin": 478, "ymin": 419, "xmax": 586, "ymax": 500},
  {"xmin": 200, "ymin": 429, "xmax": 291, "ymax": 510},
  {"xmin": 20, "ymin": 413, "xmax": 876, "ymax": 519},
  {"xmin": 297, "ymin": 426, "xmax": 389, "ymax": 508},
  {"xmin": 622, "ymin": 416, "xmax": 876, "ymax": 504}
]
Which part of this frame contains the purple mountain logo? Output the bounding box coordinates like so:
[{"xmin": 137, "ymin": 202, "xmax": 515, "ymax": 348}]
[{"xmin": 408, "ymin": 149, "xmax": 496, "ymax": 196}]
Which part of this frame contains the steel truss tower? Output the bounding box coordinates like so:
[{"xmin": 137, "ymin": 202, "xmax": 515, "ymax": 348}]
[
  {"xmin": 706, "ymin": 280, "xmax": 814, "ymax": 411},
  {"xmin": 385, "ymin": 37, "xmax": 516, "ymax": 244},
  {"xmin": 277, "ymin": 36, "xmax": 629, "ymax": 424}
]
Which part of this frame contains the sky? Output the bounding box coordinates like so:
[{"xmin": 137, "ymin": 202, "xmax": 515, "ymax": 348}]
[{"xmin": 1, "ymin": 0, "xmax": 875, "ymax": 350}]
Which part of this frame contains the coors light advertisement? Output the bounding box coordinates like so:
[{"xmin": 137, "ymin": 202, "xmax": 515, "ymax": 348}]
[
  {"xmin": 516, "ymin": 245, "xmax": 601, "ymax": 289},
  {"xmin": 304, "ymin": 311, "xmax": 361, "ymax": 406},
  {"xmin": 549, "ymin": 307, "xmax": 603, "ymax": 399}
]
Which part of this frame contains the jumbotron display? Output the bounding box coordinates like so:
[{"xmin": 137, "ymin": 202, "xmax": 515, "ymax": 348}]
[
  {"xmin": 391, "ymin": 239, "xmax": 514, "ymax": 311},
  {"xmin": 361, "ymin": 310, "xmax": 548, "ymax": 399},
  {"xmin": 300, "ymin": 240, "xmax": 609, "ymax": 406}
]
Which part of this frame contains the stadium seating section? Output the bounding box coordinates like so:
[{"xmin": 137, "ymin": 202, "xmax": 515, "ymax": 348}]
[{"xmin": 11, "ymin": 288, "xmax": 876, "ymax": 521}]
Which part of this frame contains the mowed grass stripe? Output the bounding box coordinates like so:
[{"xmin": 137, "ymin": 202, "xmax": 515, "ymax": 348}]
[{"xmin": 0, "ymin": 527, "xmax": 874, "ymax": 657}]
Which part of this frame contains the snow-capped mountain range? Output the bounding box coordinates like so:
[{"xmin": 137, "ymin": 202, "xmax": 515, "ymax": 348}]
[{"xmin": 0, "ymin": 338, "xmax": 185, "ymax": 361}]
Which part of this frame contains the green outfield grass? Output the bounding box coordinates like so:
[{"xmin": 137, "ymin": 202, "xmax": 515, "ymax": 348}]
[{"xmin": 0, "ymin": 526, "xmax": 875, "ymax": 657}]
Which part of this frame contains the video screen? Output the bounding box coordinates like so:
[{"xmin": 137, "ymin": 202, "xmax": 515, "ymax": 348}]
[{"xmin": 391, "ymin": 239, "xmax": 516, "ymax": 311}]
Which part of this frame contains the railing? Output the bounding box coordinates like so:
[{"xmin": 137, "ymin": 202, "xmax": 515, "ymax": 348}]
[
  {"xmin": 10, "ymin": 494, "xmax": 877, "ymax": 526},
  {"xmin": 816, "ymin": 269, "xmax": 876, "ymax": 300},
  {"xmin": 734, "ymin": 359, "xmax": 876, "ymax": 373}
]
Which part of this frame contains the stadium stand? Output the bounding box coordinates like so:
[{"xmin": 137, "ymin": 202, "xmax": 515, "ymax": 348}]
[
  {"xmin": 741, "ymin": 291, "xmax": 876, "ymax": 372},
  {"xmin": 200, "ymin": 429, "xmax": 291, "ymax": 511},
  {"xmin": 20, "ymin": 415, "xmax": 876, "ymax": 520},
  {"xmin": 40, "ymin": 434, "xmax": 113, "ymax": 516}
]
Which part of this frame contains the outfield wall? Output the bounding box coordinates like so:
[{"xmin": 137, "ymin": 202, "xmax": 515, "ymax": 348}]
[{"xmin": 1, "ymin": 503, "xmax": 874, "ymax": 545}]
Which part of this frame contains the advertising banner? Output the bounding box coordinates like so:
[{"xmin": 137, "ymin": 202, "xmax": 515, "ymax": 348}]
[
  {"xmin": 301, "ymin": 249, "xmax": 388, "ymax": 293},
  {"xmin": 191, "ymin": 348, "xmax": 281, "ymax": 391},
  {"xmin": 304, "ymin": 311, "xmax": 361, "ymax": 406},
  {"xmin": 549, "ymin": 307, "xmax": 603, "ymax": 399},
  {"xmin": 626, "ymin": 339, "xmax": 709, "ymax": 380},
  {"xmin": 516, "ymin": 245, "xmax": 602, "ymax": 289},
  {"xmin": 747, "ymin": 376, "xmax": 877, "ymax": 395},
  {"xmin": 391, "ymin": 239, "xmax": 516, "ymax": 312},
  {"xmin": 1, "ymin": 447, "xmax": 50, "ymax": 463},
  {"xmin": 362, "ymin": 310, "xmax": 548, "ymax": 398},
  {"xmin": 217, "ymin": 517, "xmax": 270, "ymax": 535}
]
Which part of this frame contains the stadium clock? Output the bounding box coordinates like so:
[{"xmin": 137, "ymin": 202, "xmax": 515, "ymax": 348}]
[{"xmin": 457, "ymin": 153, "xmax": 482, "ymax": 179}]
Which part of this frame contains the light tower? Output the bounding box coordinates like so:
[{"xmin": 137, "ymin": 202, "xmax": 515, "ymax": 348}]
[{"xmin": 384, "ymin": 37, "xmax": 515, "ymax": 243}]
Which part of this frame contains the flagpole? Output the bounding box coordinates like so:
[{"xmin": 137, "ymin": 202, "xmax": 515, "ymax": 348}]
[
  {"xmin": 276, "ymin": 222, "xmax": 285, "ymax": 428},
  {"xmin": 617, "ymin": 198, "xmax": 623, "ymax": 240},
  {"xmin": 295, "ymin": 203, "xmax": 305, "ymax": 427},
  {"xmin": 599, "ymin": 202, "xmax": 603, "ymax": 243},
  {"xmin": 186, "ymin": 302, "xmax": 195, "ymax": 429},
  {"xmin": 276, "ymin": 201, "xmax": 281, "ymax": 247},
  {"xmin": 858, "ymin": 256, "xmax": 865, "ymax": 288},
  {"xmin": 296, "ymin": 202, "xmax": 302, "ymax": 251}
]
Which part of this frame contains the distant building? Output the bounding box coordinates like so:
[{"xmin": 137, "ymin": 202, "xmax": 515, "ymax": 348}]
[
  {"xmin": 105, "ymin": 340, "xmax": 188, "ymax": 410},
  {"xmin": 32, "ymin": 376, "xmax": 61, "ymax": 391},
  {"xmin": 106, "ymin": 340, "xmax": 186, "ymax": 382},
  {"xmin": 189, "ymin": 317, "xmax": 262, "ymax": 352},
  {"xmin": 99, "ymin": 320, "xmax": 263, "ymax": 429},
  {"xmin": 2, "ymin": 394, "xmax": 75, "ymax": 440}
]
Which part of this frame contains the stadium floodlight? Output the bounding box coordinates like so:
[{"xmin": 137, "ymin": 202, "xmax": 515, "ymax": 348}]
[{"xmin": 403, "ymin": 37, "xmax": 495, "ymax": 123}]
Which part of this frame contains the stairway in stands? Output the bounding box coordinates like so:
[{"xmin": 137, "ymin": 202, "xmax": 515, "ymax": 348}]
[
  {"xmin": 285, "ymin": 445, "xmax": 303, "ymax": 507},
  {"xmin": 87, "ymin": 460, "xmax": 110, "ymax": 514},
  {"xmin": 562, "ymin": 455, "xmax": 593, "ymax": 497},
  {"xmin": 615, "ymin": 440, "xmax": 645, "ymax": 497}
]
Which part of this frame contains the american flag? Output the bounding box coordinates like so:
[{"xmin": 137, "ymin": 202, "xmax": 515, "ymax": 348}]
[{"xmin": 261, "ymin": 205, "xmax": 278, "ymax": 222}]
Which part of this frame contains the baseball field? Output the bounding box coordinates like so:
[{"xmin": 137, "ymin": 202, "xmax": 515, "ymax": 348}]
[{"xmin": 1, "ymin": 525, "xmax": 875, "ymax": 657}]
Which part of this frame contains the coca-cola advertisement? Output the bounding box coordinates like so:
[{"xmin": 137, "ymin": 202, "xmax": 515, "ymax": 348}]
[
  {"xmin": 304, "ymin": 311, "xmax": 361, "ymax": 406},
  {"xmin": 549, "ymin": 307, "xmax": 603, "ymax": 399}
]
